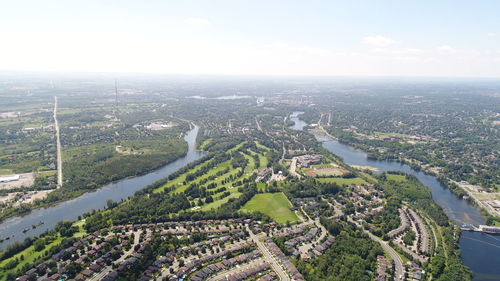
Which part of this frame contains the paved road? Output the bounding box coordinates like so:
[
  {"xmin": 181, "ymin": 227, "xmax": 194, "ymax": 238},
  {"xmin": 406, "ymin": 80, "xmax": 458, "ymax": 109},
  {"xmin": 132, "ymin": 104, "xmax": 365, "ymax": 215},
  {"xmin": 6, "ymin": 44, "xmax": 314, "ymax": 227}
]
[
  {"xmin": 88, "ymin": 230, "xmax": 141, "ymax": 281},
  {"xmin": 247, "ymin": 226, "xmax": 290, "ymax": 281},
  {"xmin": 53, "ymin": 96, "xmax": 63, "ymax": 188},
  {"xmin": 323, "ymin": 198, "xmax": 403, "ymax": 279},
  {"xmin": 348, "ymin": 217, "xmax": 404, "ymax": 280},
  {"xmin": 366, "ymin": 231, "xmax": 404, "ymax": 280},
  {"xmin": 255, "ymin": 117, "xmax": 263, "ymax": 132},
  {"xmin": 207, "ymin": 258, "xmax": 266, "ymax": 281}
]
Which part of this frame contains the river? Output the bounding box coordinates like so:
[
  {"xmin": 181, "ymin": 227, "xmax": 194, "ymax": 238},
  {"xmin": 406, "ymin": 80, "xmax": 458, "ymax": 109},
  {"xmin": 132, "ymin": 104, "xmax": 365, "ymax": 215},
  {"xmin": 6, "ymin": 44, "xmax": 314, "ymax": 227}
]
[
  {"xmin": 289, "ymin": 113, "xmax": 500, "ymax": 281},
  {"xmin": 290, "ymin": 111, "xmax": 307, "ymax": 130},
  {"xmin": 0, "ymin": 125, "xmax": 204, "ymax": 250}
]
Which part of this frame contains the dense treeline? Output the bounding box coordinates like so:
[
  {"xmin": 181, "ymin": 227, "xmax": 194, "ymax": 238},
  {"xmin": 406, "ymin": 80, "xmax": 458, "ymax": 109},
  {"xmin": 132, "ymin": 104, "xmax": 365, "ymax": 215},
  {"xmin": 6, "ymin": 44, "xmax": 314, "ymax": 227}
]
[
  {"xmin": 0, "ymin": 221, "xmax": 79, "ymax": 280},
  {"xmin": 295, "ymin": 220, "xmax": 383, "ymax": 281},
  {"xmin": 83, "ymin": 181, "xmax": 262, "ymax": 233},
  {"xmin": 314, "ymin": 90, "xmax": 499, "ymax": 189},
  {"xmin": 375, "ymin": 173, "xmax": 471, "ymax": 280},
  {"xmin": 365, "ymin": 197, "xmax": 401, "ymax": 237},
  {"xmin": 285, "ymin": 179, "xmax": 341, "ymax": 199}
]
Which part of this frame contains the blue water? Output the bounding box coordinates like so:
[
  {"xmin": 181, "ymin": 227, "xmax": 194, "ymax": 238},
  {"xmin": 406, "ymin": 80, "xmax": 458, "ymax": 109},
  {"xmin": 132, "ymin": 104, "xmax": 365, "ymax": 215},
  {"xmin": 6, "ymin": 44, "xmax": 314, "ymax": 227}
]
[
  {"xmin": 320, "ymin": 138, "xmax": 500, "ymax": 281},
  {"xmin": 289, "ymin": 112, "xmax": 498, "ymax": 280},
  {"xmin": 0, "ymin": 126, "xmax": 204, "ymax": 249},
  {"xmin": 290, "ymin": 111, "xmax": 307, "ymax": 131}
]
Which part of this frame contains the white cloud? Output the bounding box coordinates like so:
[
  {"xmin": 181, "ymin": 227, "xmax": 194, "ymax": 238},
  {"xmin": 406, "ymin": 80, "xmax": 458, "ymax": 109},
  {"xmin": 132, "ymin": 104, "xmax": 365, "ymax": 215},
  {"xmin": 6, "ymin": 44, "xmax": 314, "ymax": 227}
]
[
  {"xmin": 405, "ymin": 48, "xmax": 424, "ymax": 54},
  {"xmin": 184, "ymin": 17, "xmax": 210, "ymax": 25},
  {"xmin": 436, "ymin": 45, "xmax": 453, "ymax": 52},
  {"xmin": 487, "ymin": 32, "xmax": 497, "ymax": 37},
  {"xmin": 497, "ymin": 50, "xmax": 500, "ymax": 55},
  {"xmin": 363, "ymin": 35, "xmax": 397, "ymax": 47}
]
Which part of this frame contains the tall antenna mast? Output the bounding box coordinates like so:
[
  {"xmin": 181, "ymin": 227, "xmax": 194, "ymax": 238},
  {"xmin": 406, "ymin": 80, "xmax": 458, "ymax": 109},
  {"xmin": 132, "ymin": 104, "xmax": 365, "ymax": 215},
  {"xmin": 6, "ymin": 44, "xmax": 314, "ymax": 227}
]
[
  {"xmin": 114, "ymin": 79, "xmax": 119, "ymax": 120},
  {"xmin": 114, "ymin": 79, "xmax": 118, "ymax": 108}
]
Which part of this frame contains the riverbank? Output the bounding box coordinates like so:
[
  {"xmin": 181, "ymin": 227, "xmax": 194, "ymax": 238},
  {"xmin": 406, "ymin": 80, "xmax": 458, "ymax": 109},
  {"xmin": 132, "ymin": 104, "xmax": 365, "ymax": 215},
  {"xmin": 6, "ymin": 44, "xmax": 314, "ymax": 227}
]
[
  {"xmin": 318, "ymin": 131, "xmax": 500, "ymax": 224},
  {"xmin": 290, "ymin": 111, "xmax": 499, "ymax": 280},
  {"xmin": 0, "ymin": 126, "xmax": 204, "ymax": 250},
  {"xmin": 0, "ymin": 143, "xmax": 189, "ymax": 224},
  {"xmin": 318, "ymin": 135, "xmax": 500, "ymax": 280}
]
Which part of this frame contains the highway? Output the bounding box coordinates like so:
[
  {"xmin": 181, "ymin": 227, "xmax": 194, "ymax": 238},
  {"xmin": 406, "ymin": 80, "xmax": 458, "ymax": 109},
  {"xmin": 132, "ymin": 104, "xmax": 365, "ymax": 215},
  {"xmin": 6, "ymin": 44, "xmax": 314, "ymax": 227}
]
[{"xmin": 53, "ymin": 96, "xmax": 63, "ymax": 188}]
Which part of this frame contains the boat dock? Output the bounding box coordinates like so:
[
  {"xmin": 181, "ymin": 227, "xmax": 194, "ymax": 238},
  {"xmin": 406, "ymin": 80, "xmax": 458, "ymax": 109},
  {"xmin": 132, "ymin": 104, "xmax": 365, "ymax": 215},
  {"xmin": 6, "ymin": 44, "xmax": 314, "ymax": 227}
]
[{"xmin": 461, "ymin": 225, "xmax": 500, "ymax": 234}]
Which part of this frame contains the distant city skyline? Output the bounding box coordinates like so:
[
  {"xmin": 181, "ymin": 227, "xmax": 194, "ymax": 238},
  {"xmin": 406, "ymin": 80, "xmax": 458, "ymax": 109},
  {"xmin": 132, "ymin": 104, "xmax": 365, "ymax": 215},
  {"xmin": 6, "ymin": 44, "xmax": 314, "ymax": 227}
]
[{"xmin": 1, "ymin": 0, "xmax": 499, "ymax": 77}]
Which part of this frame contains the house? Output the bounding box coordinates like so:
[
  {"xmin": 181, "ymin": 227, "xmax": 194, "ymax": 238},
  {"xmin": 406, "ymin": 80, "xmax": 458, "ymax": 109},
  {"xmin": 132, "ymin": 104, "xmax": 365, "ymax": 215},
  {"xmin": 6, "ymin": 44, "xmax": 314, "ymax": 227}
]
[{"xmin": 82, "ymin": 269, "xmax": 94, "ymax": 277}]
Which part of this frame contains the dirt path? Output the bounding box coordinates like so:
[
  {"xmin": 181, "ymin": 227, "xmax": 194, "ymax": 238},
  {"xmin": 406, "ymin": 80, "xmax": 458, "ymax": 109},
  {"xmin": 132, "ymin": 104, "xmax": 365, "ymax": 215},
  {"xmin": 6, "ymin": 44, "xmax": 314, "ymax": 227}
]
[{"xmin": 289, "ymin": 157, "xmax": 302, "ymax": 179}]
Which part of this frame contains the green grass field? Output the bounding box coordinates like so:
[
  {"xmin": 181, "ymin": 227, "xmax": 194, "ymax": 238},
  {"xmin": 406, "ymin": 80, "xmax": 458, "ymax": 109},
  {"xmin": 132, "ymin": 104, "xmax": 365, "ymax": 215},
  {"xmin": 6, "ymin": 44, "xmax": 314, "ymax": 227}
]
[
  {"xmin": 241, "ymin": 192, "xmax": 298, "ymax": 223},
  {"xmin": 0, "ymin": 169, "xmax": 13, "ymax": 175},
  {"xmin": 153, "ymin": 142, "xmax": 278, "ymax": 214},
  {"xmin": 386, "ymin": 174, "xmax": 407, "ymax": 182},
  {"xmin": 317, "ymin": 177, "xmax": 367, "ymax": 185},
  {"xmin": 304, "ymin": 166, "xmax": 347, "ymax": 177},
  {"xmin": 359, "ymin": 172, "xmax": 378, "ymax": 184},
  {"xmin": 199, "ymin": 139, "xmax": 213, "ymax": 150},
  {"xmin": 0, "ymin": 221, "xmax": 86, "ymax": 280}
]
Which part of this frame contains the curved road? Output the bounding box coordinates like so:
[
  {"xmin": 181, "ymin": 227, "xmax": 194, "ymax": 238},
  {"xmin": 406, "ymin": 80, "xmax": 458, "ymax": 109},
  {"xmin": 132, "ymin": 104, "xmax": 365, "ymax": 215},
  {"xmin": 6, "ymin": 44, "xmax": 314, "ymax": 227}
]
[
  {"xmin": 348, "ymin": 217, "xmax": 404, "ymax": 280},
  {"xmin": 365, "ymin": 230, "xmax": 404, "ymax": 280}
]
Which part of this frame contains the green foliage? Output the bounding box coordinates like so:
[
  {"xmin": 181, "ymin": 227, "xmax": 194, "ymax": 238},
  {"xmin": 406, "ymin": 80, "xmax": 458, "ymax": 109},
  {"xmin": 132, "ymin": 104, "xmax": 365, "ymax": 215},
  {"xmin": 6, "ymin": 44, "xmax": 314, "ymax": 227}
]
[
  {"xmin": 402, "ymin": 230, "xmax": 416, "ymax": 246},
  {"xmin": 295, "ymin": 227, "xmax": 383, "ymax": 281}
]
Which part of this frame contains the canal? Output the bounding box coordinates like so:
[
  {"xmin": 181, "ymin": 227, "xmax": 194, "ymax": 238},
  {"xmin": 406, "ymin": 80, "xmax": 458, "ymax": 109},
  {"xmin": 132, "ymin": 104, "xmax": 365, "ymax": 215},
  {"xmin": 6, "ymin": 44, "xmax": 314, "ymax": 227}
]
[
  {"xmin": 0, "ymin": 125, "xmax": 204, "ymax": 249},
  {"xmin": 289, "ymin": 112, "xmax": 500, "ymax": 281}
]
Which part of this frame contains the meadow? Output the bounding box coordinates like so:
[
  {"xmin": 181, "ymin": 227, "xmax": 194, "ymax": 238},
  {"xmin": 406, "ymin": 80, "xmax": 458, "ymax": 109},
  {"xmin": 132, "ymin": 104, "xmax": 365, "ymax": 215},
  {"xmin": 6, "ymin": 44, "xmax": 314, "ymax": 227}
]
[{"xmin": 241, "ymin": 192, "xmax": 298, "ymax": 223}]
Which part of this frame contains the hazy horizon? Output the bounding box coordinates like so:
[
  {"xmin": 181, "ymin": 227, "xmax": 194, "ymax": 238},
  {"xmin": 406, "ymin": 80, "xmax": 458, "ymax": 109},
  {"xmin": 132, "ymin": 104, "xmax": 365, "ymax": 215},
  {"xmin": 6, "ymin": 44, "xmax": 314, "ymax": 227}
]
[{"xmin": 1, "ymin": 0, "xmax": 500, "ymax": 78}]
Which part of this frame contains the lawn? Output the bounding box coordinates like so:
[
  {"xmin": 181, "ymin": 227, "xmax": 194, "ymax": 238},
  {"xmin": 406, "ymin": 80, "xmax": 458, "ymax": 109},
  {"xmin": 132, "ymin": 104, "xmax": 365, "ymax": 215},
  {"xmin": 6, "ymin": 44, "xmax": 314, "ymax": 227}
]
[
  {"xmin": 154, "ymin": 156, "xmax": 214, "ymax": 193},
  {"xmin": 317, "ymin": 177, "xmax": 367, "ymax": 186},
  {"xmin": 0, "ymin": 235, "xmax": 63, "ymax": 279},
  {"xmin": 0, "ymin": 169, "xmax": 13, "ymax": 175},
  {"xmin": 305, "ymin": 167, "xmax": 348, "ymax": 177},
  {"xmin": 386, "ymin": 174, "xmax": 407, "ymax": 182},
  {"xmin": 0, "ymin": 220, "xmax": 87, "ymax": 280},
  {"xmin": 359, "ymin": 172, "xmax": 379, "ymax": 184},
  {"xmin": 199, "ymin": 139, "xmax": 213, "ymax": 151},
  {"xmin": 241, "ymin": 192, "xmax": 298, "ymax": 223}
]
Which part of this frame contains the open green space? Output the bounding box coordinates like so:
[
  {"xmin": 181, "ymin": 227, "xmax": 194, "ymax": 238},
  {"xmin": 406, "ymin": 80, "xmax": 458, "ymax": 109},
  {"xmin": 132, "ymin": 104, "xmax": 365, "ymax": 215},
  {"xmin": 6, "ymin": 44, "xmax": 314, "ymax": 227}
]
[
  {"xmin": 316, "ymin": 177, "xmax": 367, "ymax": 185},
  {"xmin": 358, "ymin": 172, "xmax": 378, "ymax": 184},
  {"xmin": 0, "ymin": 221, "xmax": 85, "ymax": 280},
  {"xmin": 155, "ymin": 142, "xmax": 274, "ymax": 213},
  {"xmin": 0, "ymin": 236, "xmax": 63, "ymax": 276},
  {"xmin": 241, "ymin": 192, "xmax": 298, "ymax": 223},
  {"xmin": 386, "ymin": 174, "xmax": 407, "ymax": 182},
  {"xmin": 0, "ymin": 169, "xmax": 13, "ymax": 175}
]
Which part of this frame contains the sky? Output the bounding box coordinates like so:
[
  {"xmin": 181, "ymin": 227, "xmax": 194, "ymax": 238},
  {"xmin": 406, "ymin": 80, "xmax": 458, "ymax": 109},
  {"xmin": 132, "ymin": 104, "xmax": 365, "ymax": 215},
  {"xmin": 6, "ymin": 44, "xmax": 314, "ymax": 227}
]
[{"xmin": 1, "ymin": 0, "xmax": 500, "ymax": 77}]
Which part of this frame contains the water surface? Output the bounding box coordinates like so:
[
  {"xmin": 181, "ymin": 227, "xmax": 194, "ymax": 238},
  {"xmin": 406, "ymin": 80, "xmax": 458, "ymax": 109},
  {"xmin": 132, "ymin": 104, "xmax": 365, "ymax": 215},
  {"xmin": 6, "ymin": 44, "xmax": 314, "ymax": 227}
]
[
  {"xmin": 289, "ymin": 111, "xmax": 307, "ymax": 131},
  {"xmin": 291, "ymin": 113, "xmax": 499, "ymax": 280},
  {"xmin": 0, "ymin": 126, "xmax": 204, "ymax": 249},
  {"xmin": 321, "ymin": 138, "xmax": 500, "ymax": 281}
]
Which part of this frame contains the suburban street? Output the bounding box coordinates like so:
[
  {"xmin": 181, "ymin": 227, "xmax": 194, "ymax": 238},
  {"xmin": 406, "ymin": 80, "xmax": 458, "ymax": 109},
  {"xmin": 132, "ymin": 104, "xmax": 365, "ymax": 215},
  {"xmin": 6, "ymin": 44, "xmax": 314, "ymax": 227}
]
[
  {"xmin": 207, "ymin": 258, "xmax": 267, "ymax": 281},
  {"xmin": 247, "ymin": 226, "xmax": 290, "ymax": 281},
  {"xmin": 348, "ymin": 217, "xmax": 404, "ymax": 280},
  {"xmin": 88, "ymin": 230, "xmax": 141, "ymax": 281}
]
